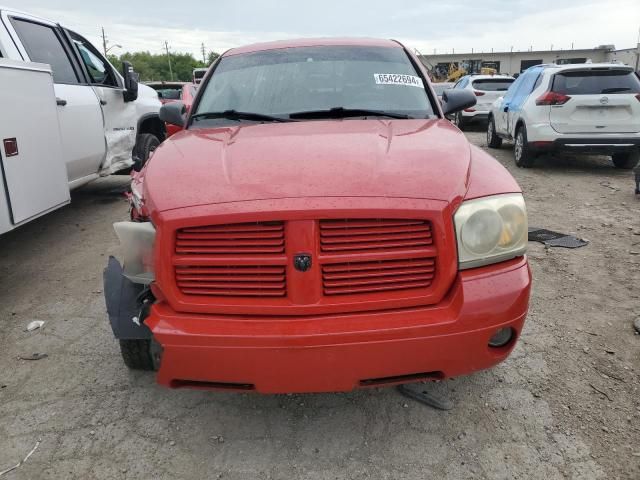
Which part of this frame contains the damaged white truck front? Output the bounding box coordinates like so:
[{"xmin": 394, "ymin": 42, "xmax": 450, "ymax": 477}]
[{"xmin": 0, "ymin": 7, "xmax": 163, "ymax": 235}]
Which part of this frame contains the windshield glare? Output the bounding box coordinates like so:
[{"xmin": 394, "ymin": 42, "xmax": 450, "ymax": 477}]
[{"xmin": 194, "ymin": 46, "xmax": 434, "ymax": 122}]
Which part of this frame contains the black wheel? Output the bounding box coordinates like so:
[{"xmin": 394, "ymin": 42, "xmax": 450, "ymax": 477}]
[
  {"xmin": 119, "ymin": 339, "xmax": 155, "ymax": 371},
  {"xmin": 454, "ymin": 112, "xmax": 466, "ymax": 130},
  {"xmin": 487, "ymin": 116, "xmax": 502, "ymax": 148},
  {"xmin": 514, "ymin": 125, "xmax": 536, "ymax": 168},
  {"xmin": 611, "ymin": 150, "xmax": 639, "ymax": 169},
  {"xmin": 133, "ymin": 133, "xmax": 160, "ymax": 171}
]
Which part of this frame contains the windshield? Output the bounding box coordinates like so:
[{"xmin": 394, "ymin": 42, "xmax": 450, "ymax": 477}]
[{"xmin": 194, "ymin": 46, "xmax": 434, "ymax": 124}]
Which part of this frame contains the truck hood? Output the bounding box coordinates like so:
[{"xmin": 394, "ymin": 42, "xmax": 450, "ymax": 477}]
[{"xmin": 144, "ymin": 119, "xmax": 471, "ymax": 212}]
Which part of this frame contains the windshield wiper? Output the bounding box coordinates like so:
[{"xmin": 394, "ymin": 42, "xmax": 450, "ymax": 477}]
[
  {"xmin": 601, "ymin": 87, "xmax": 631, "ymax": 94},
  {"xmin": 288, "ymin": 107, "xmax": 412, "ymax": 120},
  {"xmin": 191, "ymin": 110, "xmax": 291, "ymax": 123}
]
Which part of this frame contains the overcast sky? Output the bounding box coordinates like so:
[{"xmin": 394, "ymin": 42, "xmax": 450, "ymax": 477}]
[{"xmin": 11, "ymin": 0, "xmax": 640, "ymax": 59}]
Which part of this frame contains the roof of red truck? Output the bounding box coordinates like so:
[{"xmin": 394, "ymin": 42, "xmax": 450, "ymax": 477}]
[{"xmin": 226, "ymin": 37, "xmax": 402, "ymax": 56}]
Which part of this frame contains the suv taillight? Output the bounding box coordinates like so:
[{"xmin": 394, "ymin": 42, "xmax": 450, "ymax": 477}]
[
  {"xmin": 473, "ymin": 90, "xmax": 485, "ymax": 96},
  {"xmin": 536, "ymin": 91, "xmax": 571, "ymax": 106},
  {"xmin": 636, "ymin": 93, "xmax": 640, "ymax": 103}
]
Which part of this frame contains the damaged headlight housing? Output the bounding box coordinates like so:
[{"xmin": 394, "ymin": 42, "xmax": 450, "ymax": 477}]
[
  {"xmin": 454, "ymin": 193, "xmax": 527, "ymax": 270},
  {"xmin": 113, "ymin": 221, "xmax": 156, "ymax": 284}
]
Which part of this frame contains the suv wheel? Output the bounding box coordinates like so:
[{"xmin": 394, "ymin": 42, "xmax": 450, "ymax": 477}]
[
  {"xmin": 611, "ymin": 151, "xmax": 640, "ymax": 169},
  {"xmin": 487, "ymin": 117, "xmax": 502, "ymax": 148},
  {"xmin": 454, "ymin": 112, "xmax": 466, "ymax": 130},
  {"xmin": 514, "ymin": 125, "xmax": 536, "ymax": 168}
]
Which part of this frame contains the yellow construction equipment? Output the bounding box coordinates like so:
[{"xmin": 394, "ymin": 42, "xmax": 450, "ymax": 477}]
[
  {"xmin": 446, "ymin": 64, "xmax": 467, "ymax": 82},
  {"xmin": 480, "ymin": 67, "xmax": 497, "ymax": 75}
]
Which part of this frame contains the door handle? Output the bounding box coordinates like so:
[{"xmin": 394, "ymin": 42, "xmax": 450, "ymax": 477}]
[
  {"xmin": 56, "ymin": 98, "xmax": 67, "ymax": 106},
  {"xmin": 100, "ymin": 99, "xmax": 108, "ymax": 106}
]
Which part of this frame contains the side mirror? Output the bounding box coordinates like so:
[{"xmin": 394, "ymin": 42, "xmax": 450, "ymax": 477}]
[
  {"xmin": 159, "ymin": 101, "xmax": 186, "ymax": 127},
  {"xmin": 122, "ymin": 61, "xmax": 139, "ymax": 102},
  {"xmin": 441, "ymin": 89, "xmax": 477, "ymax": 116}
]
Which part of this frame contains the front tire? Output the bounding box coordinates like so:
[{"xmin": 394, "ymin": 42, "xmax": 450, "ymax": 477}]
[
  {"xmin": 611, "ymin": 150, "xmax": 639, "ymax": 169},
  {"xmin": 119, "ymin": 339, "xmax": 155, "ymax": 371},
  {"xmin": 514, "ymin": 125, "xmax": 536, "ymax": 168},
  {"xmin": 487, "ymin": 116, "xmax": 502, "ymax": 148},
  {"xmin": 133, "ymin": 133, "xmax": 160, "ymax": 171},
  {"xmin": 454, "ymin": 112, "xmax": 466, "ymax": 130}
]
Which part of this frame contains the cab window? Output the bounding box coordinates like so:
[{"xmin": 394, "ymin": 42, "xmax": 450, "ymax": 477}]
[
  {"xmin": 69, "ymin": 31, "xmax": 118, "ymax": 87},
  {"xmin": 10, "ymin": 18, "xmax": 79, "ymax": 84}
]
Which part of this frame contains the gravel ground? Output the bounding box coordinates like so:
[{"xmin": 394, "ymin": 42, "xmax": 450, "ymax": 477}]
[{"xmin": 0, "ymin": 127, "xmax": 638, "ymax": 479}]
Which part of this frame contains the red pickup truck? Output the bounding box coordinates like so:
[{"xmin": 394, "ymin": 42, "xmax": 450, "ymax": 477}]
[{"xmin": 104, "ymin": 38, "xmax": 531, "ymax": 394}]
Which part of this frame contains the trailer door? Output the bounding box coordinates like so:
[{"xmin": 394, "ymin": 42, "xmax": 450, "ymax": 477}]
[{"xmin": 0, "ymin": 59, "xmax": 69, "ymax": 226}]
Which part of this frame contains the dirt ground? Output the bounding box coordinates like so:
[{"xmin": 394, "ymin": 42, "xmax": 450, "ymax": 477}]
[{"xmin": 0, "ymin": 126, "xmax": 638, "ymax": 480}]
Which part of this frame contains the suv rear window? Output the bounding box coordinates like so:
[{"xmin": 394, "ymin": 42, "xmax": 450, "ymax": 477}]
[
  {"xmin": 471, "ymin": 78, "xmax": 514, "ymax": 91},
  {"xmin": 552, "ymin": 69, "xmax": 640, "ymax": 95}
]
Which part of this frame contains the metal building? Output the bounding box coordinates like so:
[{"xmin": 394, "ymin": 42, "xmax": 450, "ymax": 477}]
[{"xmin": 420, "ymin": 44, "xmax": 640, "ymax": 80}]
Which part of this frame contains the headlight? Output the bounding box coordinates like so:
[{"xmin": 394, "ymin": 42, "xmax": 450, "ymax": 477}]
[
  {"xmin": 113, "ymin": 221, "xmax": 156, "ymax": 283},
  {"xmin": 454, "ymin": 193, "xmax": 527, "ymax": 270}
]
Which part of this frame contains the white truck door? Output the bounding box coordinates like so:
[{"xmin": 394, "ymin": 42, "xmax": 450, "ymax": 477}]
[
  {"xmin": 68, "ymin": 31, "xmax": 137, "ymax": 175},
  {"xmin": 0, "ymin": 59, "xmax": 69, "ymax": 229},
  {"xmin": 5, "ymin": 13, "xmax": 106, "ymax": 188}
]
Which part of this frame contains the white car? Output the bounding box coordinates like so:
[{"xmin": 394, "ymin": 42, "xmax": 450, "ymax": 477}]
[
  {"xmin": 450, "ymin": 74, "xmax": 515, "ymax": 128},
  {"xmin": 487, "ymin": 63, "xmax": 640, "ymax": 169},
  {"xmin": 432, "ymin": 81, "xmax": 454, "ymax": 101}
]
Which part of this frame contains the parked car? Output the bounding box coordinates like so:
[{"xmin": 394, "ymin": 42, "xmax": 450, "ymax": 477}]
[
  {"xmin": 451, "ymin": 74, "xmax": 515, "ymax": 128},
  {"xmin": 432, "ymin": 81, "xmax": 454, "ymax": 101},
  {"xmin": 146, "ymin": 81, "xmax": 187, "ymax": 104},
  {"xmin": 165, "ymin": 83, "xmax": 198, "ymax": 137},
  {"xmin": 104, "ymin": 38, "xmax": 531, "ymax": 394},
  {"xmin": 0, "ymin": 7, "xmax": 163, "ymax": 235},
  {"xmin": 193, "ymin": 67, "xmax": 207, "ymax": 85},
  {"xmin": 487, "ymin": 63, "xmax": 640, "ymax": 168}
]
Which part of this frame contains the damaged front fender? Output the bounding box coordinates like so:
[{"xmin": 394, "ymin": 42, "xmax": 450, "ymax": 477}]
[{"xmin": 103, "ymin": 256, "xmax": 152, "ymax": 340}]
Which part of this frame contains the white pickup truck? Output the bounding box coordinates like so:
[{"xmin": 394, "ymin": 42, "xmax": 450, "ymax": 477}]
[{"xmin": 0, "ymin": 7, "xmax": 163, "ymax": 235}]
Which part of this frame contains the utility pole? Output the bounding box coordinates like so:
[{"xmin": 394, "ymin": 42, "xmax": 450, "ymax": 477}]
[
  {"xmin": 201, "ymin": 43, "xmax": 207, "ymax": 64},
  {"xmin": 636, "ymin": 26, "xmax": 640, "ymax": 70},
  {"xmin": 164, "ymin": 41, "xmax": 174, "ymax": 81},
  {"xmin": 101, "ymin": 27, "xmax": 107, "ymax": 56}
]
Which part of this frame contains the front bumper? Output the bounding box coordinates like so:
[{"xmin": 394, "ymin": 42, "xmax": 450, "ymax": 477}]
[{"xmin": 143, "ymin": 257, "xmax": 531, "ymax": 394}]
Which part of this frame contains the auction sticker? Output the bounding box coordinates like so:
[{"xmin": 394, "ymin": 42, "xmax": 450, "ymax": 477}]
[{"xmin": 374, "ymin": 73, "xmax": 424, "ymax": 88}]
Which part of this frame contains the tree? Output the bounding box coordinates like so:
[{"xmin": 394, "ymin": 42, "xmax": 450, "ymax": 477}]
[
  {"xmin": 207, "ymin": 51, "xmax": 220, "ymax": 65},
  {"xmin": 106, "ymin": 50, "xmax": 220, "ymax": 82}
]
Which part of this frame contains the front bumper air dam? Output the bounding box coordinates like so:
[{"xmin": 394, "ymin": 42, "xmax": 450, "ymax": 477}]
[
  {"xmin": 103, "ymin": 256, "xmax": 151, "ymax": 340},
  {"xmin": 146, "ymin": 257, "xmax": 531, "ymax": 394}
]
